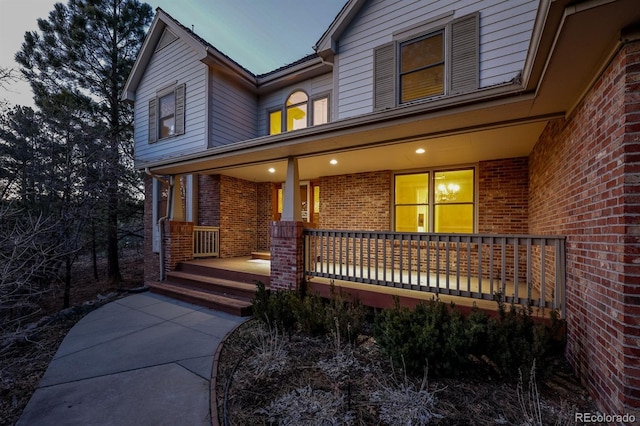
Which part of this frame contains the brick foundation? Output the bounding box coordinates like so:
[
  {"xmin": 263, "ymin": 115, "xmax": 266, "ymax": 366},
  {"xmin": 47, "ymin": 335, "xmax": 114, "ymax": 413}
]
[
  {"xmin": 270, "ymin": 221, "xmax": 305, "ymax": 290},
  {"xmin": 529, "ymin": 41, "xmax": 640, "ymax": 415},
  {"xmin": 163, "ymin": 220, "xmax": 193, "ymax": 273}
]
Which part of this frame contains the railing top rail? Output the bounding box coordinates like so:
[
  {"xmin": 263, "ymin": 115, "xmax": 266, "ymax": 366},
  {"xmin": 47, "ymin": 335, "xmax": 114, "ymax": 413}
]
[{"xmin": 302, "ymin": 228, "xmax": 566, "ymax": 241}]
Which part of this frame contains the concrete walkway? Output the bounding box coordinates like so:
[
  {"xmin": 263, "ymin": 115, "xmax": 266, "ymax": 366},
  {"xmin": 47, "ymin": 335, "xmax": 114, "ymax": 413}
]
[{"xmin": 18, "ymin": 293, "xmax": 245, "ymax": 426}]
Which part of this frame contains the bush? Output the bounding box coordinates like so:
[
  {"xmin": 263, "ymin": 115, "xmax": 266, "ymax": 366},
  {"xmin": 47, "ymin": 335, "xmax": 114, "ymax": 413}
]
[
  {"xmin": 252, "ymin": 281, "xmax": 366, "ymax": 341},
  {"xmin": 374, "ymin": 297, "xmax": 565, "ymax": 380}
]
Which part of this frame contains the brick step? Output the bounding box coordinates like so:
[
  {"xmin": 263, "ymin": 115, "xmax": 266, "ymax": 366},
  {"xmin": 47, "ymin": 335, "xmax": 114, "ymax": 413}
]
[
  {"xmin": 178, "ymin": 262, "xmax": 270, "ymax": 286},
  {"xmin": 166, "ymin": 270, "xmax": 260, "ymax": 299},
  {"xmin": 148, "ymin": 281, "xmax": 253, "ymax": 317}
]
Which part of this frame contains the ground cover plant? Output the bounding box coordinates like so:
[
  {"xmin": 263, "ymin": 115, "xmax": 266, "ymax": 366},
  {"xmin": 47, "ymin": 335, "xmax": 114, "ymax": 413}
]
[{"xmin": 216, "ymin": 283, "xmax": 597, "ymax": 425}]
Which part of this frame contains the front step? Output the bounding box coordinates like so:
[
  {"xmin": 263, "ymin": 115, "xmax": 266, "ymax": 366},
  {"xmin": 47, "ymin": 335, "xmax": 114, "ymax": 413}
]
[
  {"xmin": 148, "ymin": 281, "xmax": 253, "ymax": 316},
  {"xmin": 166, "ymin": 270, "xmax": 258, "ymax": 300}
]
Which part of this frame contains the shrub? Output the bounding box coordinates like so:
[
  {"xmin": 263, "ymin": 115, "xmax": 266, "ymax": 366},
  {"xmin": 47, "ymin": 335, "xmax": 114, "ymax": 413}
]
[{"xmin": 374, "ymin": 297, "xmax": 565, "ymax": 380}]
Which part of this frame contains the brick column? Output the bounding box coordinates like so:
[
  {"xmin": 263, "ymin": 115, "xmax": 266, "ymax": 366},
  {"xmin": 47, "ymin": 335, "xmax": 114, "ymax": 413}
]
[
  {"xmin": 270, "ymin": 221, "xmax": 305, "ymax": 291},
  {"xmin": 163, "ymin": 220, "xmax": 194, "ymax": 273}
]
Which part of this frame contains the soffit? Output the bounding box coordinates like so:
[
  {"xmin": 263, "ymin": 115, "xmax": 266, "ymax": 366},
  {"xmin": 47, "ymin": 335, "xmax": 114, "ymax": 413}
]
[{"xmin": 529, "ymin": 0, "xmax": 640, "ymax": 115}]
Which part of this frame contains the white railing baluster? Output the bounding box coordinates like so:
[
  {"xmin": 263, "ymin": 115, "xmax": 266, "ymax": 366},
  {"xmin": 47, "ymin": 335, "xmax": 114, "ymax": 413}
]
[{"xmin": 192, "ymin": 226, "xmax": 220, "ymax": 258}]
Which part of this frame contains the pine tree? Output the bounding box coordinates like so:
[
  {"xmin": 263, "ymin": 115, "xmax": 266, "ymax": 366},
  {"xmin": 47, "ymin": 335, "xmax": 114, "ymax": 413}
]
[{"xmin": 15, "ymin": 0, "xmax": 153, "ymax": 284}]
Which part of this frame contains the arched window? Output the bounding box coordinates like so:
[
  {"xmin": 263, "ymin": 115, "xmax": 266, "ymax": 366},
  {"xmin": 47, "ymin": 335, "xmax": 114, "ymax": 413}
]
[
  {"xmin": 286, "ymin": 91, "xmax": 308, "ymax": 131},
  {"xmin": 269, "ymin": 90, "xmax": 329, "ymax": 135}
]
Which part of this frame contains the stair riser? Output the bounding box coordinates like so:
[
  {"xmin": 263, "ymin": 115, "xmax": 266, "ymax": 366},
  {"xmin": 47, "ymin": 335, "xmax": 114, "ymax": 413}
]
[
  {"xmin": 167, "ymin": 275, "xmax": 257, "ymax": 300},
  {"xmin": 150, "ymin": 286, "xmax": 252, "ymax": 316},
  {"xmin": 177, "ymin": 264, "xmax": 270, "ymax": 286}
]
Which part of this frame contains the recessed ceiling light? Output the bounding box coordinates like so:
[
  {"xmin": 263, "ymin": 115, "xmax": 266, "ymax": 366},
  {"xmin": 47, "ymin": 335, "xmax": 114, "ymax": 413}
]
[
  {"xmin": 415, "ymin": 148, "xmax": 425, "ymax": 154},
  {"xmin": 268, "ymin": 168, "xmax": 276, "ymax": 173},
  {"xmin": 330, "ymin": 159, "xmax": 338, "ymax": 165}
]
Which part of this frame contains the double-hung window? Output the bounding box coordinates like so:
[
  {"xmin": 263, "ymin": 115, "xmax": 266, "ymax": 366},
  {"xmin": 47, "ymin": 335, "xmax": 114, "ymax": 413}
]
[
  {"xmin": 394, "ymin": 168, "xmax": 475, "ymax": 233},
  {"xmin": 374, "ymin": 13, "xmax": 478, "ymax": 110},
  {"xmin": 399, "ymin": 31, "xmax": 444, "ymax": 103},
  {"xmin": 269, "ymin": 91, "xmax": 330, "ymax": 135},
  {"xmin": 148, "ymin": 83, "xmax": 186, "ymax": 143}
]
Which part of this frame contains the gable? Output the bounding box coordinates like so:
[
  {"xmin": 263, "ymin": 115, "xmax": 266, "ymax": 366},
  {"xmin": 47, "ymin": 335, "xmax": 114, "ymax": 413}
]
[{"xmin": 155, "ymin": 28, "xmax": 178, "ymax": 52}]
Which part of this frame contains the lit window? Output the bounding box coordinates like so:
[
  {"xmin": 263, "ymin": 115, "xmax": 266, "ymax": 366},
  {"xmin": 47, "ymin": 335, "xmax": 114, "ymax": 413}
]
[
  {"xmin": 286, "ymin": 91, "xmax": 308, "ymax": 131},
  {"xmin": 434, "ymin": 169, "xmax": 474, "ymax": 233},
  {"xmin": 395, "ymin": 174, "xmax": 428, "ymax": 233},
  {"xmin": 313, "ymin": 97, "xmax": 328, "ymax": 125},
  {"xmin": 394, "ymin": 168, "xmax": 474, "ymax": 233},
  {"xmin": 269, "ymin": 110, "xmax": 282, "ymax": 135},
  {"xmin": 268, "ymin": 91, "xmax": 330, "ymax": 135},
  {"xmin": 399, "ymin": 31, "xmax": 444, "ymax": 103}
]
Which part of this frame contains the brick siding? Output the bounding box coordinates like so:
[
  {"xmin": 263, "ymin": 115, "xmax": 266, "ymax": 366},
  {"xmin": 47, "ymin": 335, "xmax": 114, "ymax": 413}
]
[{"xmin": 529, "ymin": 41, "xmax": 640, "ymax": 415}]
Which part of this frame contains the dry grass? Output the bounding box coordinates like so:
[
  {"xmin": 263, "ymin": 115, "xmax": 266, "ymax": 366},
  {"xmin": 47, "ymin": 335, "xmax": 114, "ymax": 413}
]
[{"xmin": 216, "ymin": 319, "xmax": 598, "ymax": 426}]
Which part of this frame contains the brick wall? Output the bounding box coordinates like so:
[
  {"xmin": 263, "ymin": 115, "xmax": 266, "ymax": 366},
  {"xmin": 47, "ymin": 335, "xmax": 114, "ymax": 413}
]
[
  {"xmin": 198, "ymin": 174, "xmax": 220, "ymax": 227},
  {"xmin": 219, "ymin": 175, "xmax": 258, "ymax": 257},
  {"xmin": 163, "ymin": 221, "xmax": 193, "ymax": 272},
  {"xmin": 478, "ymin": 157, "xmax": 529, "ymax": 234},
  {"xmin": 529, "ymin": 41, "xmax": 640, "ymax": 415},
  {"xmin": 257, "ymin": 182, "xmax": 274, "ymax": 251},
  {"xmin": 319, "ymin": 171, "xmax": 392, "ymax": 230},
  {"xmin": 270, "ymin": 221, "xmax": 305, "ymax": 290}
]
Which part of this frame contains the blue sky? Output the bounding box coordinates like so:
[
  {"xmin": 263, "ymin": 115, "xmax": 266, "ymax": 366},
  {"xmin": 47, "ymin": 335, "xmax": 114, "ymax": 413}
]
[{"xmin": 0, "ymin": 0, "xmax": 346, "ymax": 107}]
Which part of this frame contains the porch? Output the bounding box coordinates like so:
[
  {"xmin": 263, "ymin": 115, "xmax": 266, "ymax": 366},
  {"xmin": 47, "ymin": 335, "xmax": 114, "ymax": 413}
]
[{"xmin": 155, "ymin": 226, "xmax": 565, "ymax": 318}]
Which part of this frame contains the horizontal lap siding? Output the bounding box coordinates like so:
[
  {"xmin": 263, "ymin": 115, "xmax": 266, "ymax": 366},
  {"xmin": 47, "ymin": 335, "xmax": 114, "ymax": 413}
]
[
  {"xmin": 209, "ymin": 70, "xmax": 258, "ymax": 147},
  {"xmin": 336, "ymin": 0, "xmax": 538, "ymax": 120},
  {"xmin": 134, "ymin": 37, "xmax": 207, "ymax": 166}
]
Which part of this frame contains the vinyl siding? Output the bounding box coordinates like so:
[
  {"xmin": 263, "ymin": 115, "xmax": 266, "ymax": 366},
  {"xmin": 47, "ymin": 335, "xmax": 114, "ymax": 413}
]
[
  {"xmin": 257, "ymin": 72, "xmax": 333, "ymax": 136},
  {"xmin": 134, "ymin": 35, "xmax": 207, "ymax": 167},
  {"xmin": 209, "ymin": 69, "xmax": 258, "ymax": 147},
  {"xmin": 336, "ymin": 0, "xmax": 539, "ymax": 119}
]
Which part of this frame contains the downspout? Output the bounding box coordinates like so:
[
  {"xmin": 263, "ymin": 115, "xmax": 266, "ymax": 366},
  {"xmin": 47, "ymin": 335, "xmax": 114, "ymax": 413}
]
[{"xmin": 145, "ymin": 168, "xmax": 172, "ymax": 281}]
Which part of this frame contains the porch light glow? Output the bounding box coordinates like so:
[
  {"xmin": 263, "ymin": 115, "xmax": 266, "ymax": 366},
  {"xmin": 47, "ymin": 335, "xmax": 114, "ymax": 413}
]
[
  {"xmin": 415, "ymin": 148, "xmax": 425, "ymax": 154},
  {"xmin": 268, "ymin": 168, "xmax": 276, "ymax": 173},
  {"xmin": 330, "ymin": 159, "xmax": 338, "ymax": 165}
]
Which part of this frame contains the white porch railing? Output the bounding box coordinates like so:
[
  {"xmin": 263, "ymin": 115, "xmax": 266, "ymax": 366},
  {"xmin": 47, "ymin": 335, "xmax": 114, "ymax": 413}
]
[
  {"xmin": 304, "ymin": 230, "xmax": 565, "ymax": 317},
  {"xmin": 193, "ymin": 226, "xmax": 220, "ymax": 258}
]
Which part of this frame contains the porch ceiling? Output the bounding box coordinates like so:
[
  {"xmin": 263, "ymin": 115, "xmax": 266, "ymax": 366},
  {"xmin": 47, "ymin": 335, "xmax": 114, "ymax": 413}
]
[{"xmin": 215, "ymin": 121, "xmax": 548, "ymax": 182}]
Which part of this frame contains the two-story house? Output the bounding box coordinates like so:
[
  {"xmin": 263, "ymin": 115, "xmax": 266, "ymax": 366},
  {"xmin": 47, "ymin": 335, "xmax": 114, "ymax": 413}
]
[{"xmin": 122, "ymin": 0, "xmax": 640, "ymax": 417}]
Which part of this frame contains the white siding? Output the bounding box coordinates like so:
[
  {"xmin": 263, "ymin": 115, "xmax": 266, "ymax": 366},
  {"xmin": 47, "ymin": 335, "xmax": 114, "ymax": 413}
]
[
  {"xmin": 134, "ymin": 36, "xmax": 208, "ymax": 167},
  {"xmin": 336, "ymin": 0, "xmax": 539, "ymax": 119},
  {"xmin": 209, "ymin": 69, "xmax": 258, "ymax": 147},
  {"xmin": 257, "ymin": 73, "xmax": 333, "ymax": 136}
]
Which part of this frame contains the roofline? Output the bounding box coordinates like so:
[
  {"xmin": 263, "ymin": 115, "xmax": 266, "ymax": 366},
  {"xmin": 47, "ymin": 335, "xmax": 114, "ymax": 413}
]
[
  {"xmin": 121, "ymin": 8, "xmax": 257, "ymax": 102},
  {"xmin": 314, "ymin": 0, "xmax": 366, "ymax": 59}
]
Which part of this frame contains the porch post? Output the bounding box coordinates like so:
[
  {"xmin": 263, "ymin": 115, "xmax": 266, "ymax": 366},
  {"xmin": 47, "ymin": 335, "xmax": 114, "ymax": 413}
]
[
  {"xmin": 162, "ymin": 174, "xmax": 194, "ymax": 274},
  {"xmin": 170, "ymin": 175, "xmax": 185, "ymax": 222},
  {"xmin": 281, "ymin": 157, "xmax": 302, "ymax": 221},
  {"xmin": 270, "ymin": 157, "xmax": 305, "ymax": 291}
]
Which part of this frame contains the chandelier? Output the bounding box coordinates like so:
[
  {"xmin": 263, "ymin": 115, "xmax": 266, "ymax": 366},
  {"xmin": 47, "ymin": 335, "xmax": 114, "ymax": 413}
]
[{"xmin": 436, "ymin": 183, "xmax": 460, "ymax": 202}]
